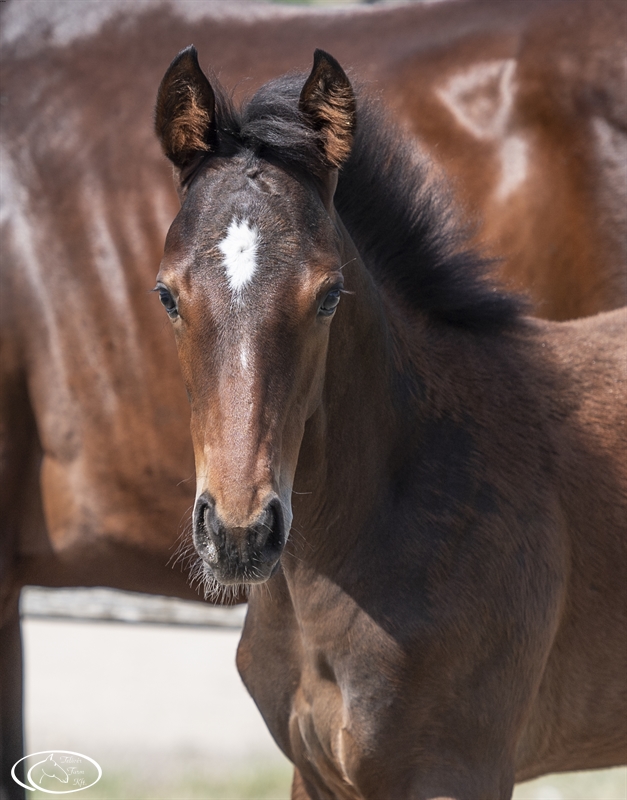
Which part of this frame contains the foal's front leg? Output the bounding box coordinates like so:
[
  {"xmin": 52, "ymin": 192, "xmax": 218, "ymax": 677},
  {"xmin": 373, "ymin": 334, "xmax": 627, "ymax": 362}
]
[
  {"xmin": 291, "ymin": 765, "xmax": 473, "ymax": 800},
  {"xmin": 291, "ymin": 768, "xmax": 315, "ymax": 800}
]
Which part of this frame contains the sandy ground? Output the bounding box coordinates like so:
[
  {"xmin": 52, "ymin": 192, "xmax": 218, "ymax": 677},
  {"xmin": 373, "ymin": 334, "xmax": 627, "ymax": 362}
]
[{"xmin": 23, "ymin": 617, "xmax": 288, "ymax": 775}]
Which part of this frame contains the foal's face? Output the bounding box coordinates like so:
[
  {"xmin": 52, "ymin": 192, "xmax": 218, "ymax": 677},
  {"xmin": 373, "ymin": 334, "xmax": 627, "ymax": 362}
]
[{"xmin": 157, "ymin": 157, "xmax": 344, "ymax": 584}]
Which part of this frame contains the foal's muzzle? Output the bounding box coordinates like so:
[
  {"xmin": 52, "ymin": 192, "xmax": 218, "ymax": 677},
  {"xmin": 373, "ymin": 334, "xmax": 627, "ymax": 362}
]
[{"xmin": 193, "ymin": 492, "xmax": 285, "ymax": 584}]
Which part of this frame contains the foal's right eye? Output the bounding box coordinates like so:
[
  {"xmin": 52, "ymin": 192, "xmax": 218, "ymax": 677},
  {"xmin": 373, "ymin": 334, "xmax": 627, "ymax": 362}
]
[
  {"xmin": 157, "ymin": 285, "xmax": 178, "ymax": 318},
  {"xmin": 319, "ymin": 289, "xmax": 341, "ymax": 317}
]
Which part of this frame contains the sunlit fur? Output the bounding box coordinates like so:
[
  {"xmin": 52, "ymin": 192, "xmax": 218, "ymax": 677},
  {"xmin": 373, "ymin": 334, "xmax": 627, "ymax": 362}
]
[{"xmin": 179, "ymin": 73, "xmax": 525, "ymax": 332}]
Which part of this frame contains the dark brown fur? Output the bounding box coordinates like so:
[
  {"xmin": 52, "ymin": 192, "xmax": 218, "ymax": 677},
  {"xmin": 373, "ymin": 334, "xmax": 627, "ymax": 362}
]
[{"xmin": 155, "ymin": 51, "xmax": 626, "ymax": 799}]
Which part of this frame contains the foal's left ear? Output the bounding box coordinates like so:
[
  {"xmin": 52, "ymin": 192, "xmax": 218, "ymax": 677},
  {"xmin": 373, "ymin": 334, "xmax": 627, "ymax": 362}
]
[
  {"xmin": 299, "ymin": 50, "xmax": 356, "ymax": 169},
  {"xmin": 155, "ymin": 45, "xmax": 217, "ymax": 173}
]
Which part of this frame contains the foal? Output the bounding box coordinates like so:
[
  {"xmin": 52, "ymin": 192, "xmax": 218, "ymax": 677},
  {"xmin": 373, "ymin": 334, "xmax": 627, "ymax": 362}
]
[{"xmin": 155, "ymin": 48, "xmax": 626, "ymax": 800}]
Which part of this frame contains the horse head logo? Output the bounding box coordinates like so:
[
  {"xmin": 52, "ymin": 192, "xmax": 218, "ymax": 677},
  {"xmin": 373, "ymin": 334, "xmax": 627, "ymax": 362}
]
[
  {"xmin": 33, "ymin": 754, "xmax": 69, "ymax": 786},
  {"xmin": 11, "ymin": 751, "xmax": 102, "ymax": 794}
]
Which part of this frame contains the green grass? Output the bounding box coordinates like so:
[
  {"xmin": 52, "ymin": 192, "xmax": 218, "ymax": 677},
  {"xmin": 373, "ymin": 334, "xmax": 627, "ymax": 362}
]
[
  {"xmin": 21, "ymin": 764, "xmax": 626, "ymax": 799},
  {"xmin": 93, "ymin": 766, "xmax": 292, "ymax": 800},
  {"xmin": 513, "ymin": 767, "xmax": 627, "ymax": 800},
  {"xmin": 270, "ymin": 0, "xmax": 365, "ymax": 5},
  {"xmin": 23, "ymin": 764, "xmax": 293, "ymax": 800}
]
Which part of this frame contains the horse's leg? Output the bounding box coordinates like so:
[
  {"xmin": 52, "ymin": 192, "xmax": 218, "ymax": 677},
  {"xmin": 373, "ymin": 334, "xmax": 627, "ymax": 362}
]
[
  {"xmin": 0, "ymin": 357, "xmax": 41, "ymax": 800},
  {"xmin": 291, "ymin": 768, "xmax": 318, "ymax": 800},
  {"xmin": 0, "ymin": 589, "xmax": 24, "ymax": 800}
]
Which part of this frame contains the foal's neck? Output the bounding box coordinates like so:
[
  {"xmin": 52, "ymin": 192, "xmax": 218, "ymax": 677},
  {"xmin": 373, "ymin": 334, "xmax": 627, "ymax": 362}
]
[{"xmin": 288, "ymin": 220, "xmax": 403, "ymax": 568}]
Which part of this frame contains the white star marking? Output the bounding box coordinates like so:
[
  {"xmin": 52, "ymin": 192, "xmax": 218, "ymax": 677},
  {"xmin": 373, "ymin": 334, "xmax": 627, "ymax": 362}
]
[{"xmin": 218, "ymin": 218, "xmax": 259, "ymax": 298}]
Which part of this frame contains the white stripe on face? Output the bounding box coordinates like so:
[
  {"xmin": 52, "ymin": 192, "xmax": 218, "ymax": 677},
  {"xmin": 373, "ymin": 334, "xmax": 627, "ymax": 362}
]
[
  {"xmin": 240, "ymin": 342, "xmax": 250, "ymax": 371},
  {"xmin": 218, "ymin": 218, "xmax": 259, "ymax": 298}
]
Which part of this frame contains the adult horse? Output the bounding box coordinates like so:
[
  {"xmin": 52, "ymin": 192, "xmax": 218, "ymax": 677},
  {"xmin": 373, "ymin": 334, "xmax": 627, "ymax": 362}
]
[
  {"xmin": 1, "ymin": 0, "xmax": 625, "ymax": 793},
  {"xmin": 154, "ymin": 48, "xmax": 626, "ymax": 799}
]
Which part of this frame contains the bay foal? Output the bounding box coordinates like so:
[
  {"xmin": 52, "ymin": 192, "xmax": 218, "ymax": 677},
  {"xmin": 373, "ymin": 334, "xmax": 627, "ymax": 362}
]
[
  {"xmin": 3, "ymin": 2, "xmax": 626, "ymax": 792},
  {"xmin": 155, "ymin": 49, "xmax": 626, "ymax": 799}
]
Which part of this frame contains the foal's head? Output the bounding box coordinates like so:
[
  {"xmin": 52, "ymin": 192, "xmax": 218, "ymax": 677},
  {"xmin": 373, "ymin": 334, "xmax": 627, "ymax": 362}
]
[{"xmin": 155, "ymin": 48, "xmax": 356, "ymax": 585}]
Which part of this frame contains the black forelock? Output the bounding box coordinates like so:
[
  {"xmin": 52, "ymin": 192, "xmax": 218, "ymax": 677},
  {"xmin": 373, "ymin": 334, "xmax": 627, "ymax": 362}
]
[
  {"xmin": 206, "ymin": 74, "xmax": 325, "ymax": 178},
  {"xmin": 198, "ymin": 73, "xmax": 525, "ymax": 333}
]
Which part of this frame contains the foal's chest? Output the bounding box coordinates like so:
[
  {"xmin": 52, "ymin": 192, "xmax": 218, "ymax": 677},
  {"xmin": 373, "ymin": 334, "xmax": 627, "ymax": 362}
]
[{"xmin": 237, "ymin": 586, "xmax": 401, "ymax": 799}]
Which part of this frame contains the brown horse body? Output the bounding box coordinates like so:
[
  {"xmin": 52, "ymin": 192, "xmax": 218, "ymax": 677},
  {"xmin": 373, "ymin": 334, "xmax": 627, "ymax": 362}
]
[
  {"xmin": 1, "ymin": 0, "xmax": 625, "ymax": 793},
  {"xmin": 243, "ymin": 309, "xmax": 627, "ymax": 799},
  {"xmin": 154, "ymin": 49, "xmax": 626, "ymax": 799}
]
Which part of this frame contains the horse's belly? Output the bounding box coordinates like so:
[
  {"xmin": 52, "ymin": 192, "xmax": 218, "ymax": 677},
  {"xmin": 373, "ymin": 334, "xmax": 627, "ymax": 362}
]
[{"xmin": 15, "ymin": 450, "xmax": 202, "ymax": 600}]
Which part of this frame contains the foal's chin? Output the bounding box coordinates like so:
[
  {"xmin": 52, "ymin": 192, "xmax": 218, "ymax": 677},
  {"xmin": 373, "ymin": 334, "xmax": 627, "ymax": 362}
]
[{"xmin": 201, "ymin": 555, "xmax": 282, "ymax": 587}]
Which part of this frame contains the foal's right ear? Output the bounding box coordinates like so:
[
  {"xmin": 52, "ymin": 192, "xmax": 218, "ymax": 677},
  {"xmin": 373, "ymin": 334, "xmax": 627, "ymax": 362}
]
[{"xmin": 155, "ymin": 46, "xmax": 217, "ymax": 173}]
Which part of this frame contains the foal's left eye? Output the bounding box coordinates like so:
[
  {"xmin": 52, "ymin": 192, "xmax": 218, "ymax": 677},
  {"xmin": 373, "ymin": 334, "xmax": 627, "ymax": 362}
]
[
  {"xmin": 319, "ymin": 289, "xmax": 341, "ymax": 316},
  {"xmin": 157, "ymin": 285, "xmax": 178, "ymax": 318}
]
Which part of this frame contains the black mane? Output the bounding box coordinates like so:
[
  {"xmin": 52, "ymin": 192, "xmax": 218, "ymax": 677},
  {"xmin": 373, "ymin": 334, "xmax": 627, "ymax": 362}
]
[{"xmin": 204, "ymin": 74, "xmax": 525, "ymax": 332}]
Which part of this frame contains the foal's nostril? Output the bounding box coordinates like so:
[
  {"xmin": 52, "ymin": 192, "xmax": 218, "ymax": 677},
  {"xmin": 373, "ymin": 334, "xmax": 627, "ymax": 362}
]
[
  {"xmin": 193, "ymin": 492, "xmax": 223, "ymax": 561},
  {"xmin": 250, "ymin": 497, "xmax": 285, "ymax": 559},
  {"xmin": 193, "ymin": 492, "xmax": 285, "ymax": 578}
]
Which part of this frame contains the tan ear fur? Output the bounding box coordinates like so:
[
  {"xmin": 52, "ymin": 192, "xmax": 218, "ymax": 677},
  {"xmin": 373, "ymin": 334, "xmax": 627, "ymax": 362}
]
[
  {"xmin": 155, "ymin": 45, "xmax": 216, "ymax": 171},
  {"xmin": 299, "ymin": 50, "xmax": 356, "ymax": 168}
]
